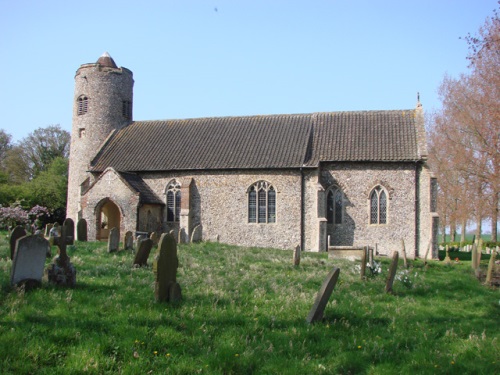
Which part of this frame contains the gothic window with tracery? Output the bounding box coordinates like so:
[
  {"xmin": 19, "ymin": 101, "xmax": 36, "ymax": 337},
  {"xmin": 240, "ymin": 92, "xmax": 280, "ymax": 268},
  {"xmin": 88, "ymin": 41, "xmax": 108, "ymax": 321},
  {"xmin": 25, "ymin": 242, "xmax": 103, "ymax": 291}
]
[
  {"xmin": 248, "ymin": 181, "xmax": 276, "ymax": 223},
  {"xmin": 166, "ymin": 180, "xmax": 181, "ymax": 222},
  {"xmin": 370, "ymin": 186, "xmax": 387, "ymax": 224},
  {"xmin": 327, "ymin": 187, "xmax": 343, "ymax": 224},
  {"xmin": 77, "ymin": 95, "xmax": 88, "ymax": 115}
]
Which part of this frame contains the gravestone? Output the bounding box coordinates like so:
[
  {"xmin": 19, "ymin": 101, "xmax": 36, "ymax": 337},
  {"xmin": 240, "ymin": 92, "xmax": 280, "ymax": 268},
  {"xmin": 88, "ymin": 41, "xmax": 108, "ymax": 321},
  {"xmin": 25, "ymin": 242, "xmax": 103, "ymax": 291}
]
[
  {"xmin": 150, "ymin": 231, "xmax": 159, "ymax": 247},
  {"xmin": 471, "ymin": 244, "xmax": 478, "ymax": 270},
  {"xmin": 444, "ymin": 245, "xmax": 452, "ymax": 265},
  {"xmin": 306, "ymin": 267, "xmax": 340, "ymax": 323},
  {"xmin": 135, "ymin": 234, "xmax": 147, "ymax": 250},
  {"xmin": 10, "ymin": 225, "xmax": 27, "ymax": 260},
  {"xmin": 293, "ymin": 245, "xmax": 301, "ymax": 266},
  {"xmin": 76, "ymin": 218, "xmax": 88, "ymax": 242},
  {"xmin": 190, "ymin": 225, "xmax": 202, "ymax": 243},
  {"xmin": 107, "ymin": 227, "xmax": 119, "ymax": 253},
  {"xmin": 385, "ymin": 251, "xmax": 399, "ymax": 293},
  {"xmin": 360, "ymin": 247, "xmax": 367, "ymax": 279},
  {"xmin": 485, "ymin": 250, "xmax": 497, "ymax": 285},
  {"xmin": 44, "ymin": 223, "xmax": 54, "ymax": 237},
  {"xmin": 46, "ymin": 222, "xmax": 76, "ymax": 287},
  {"xmin": 11, "ymin": 235, "xmax": 49, "ymax": 288},
  {"xmin": 153, "ymin": 233, "xmax": 182, "ymax": 302},
  {"xmin": 133, "ymin": 238, "xmax": 153, "ymax": 267},
  {"xmin": 123, "ymin": 231, "xmax": 134, "ymax": 250},
  {"xmin": 401, "ymin": 239, "xmax": 408, "ymax": 268},
  {"xmin": 178, "ymin": 228, "xmax": 188, "ymax": 244},
  {"xmin": 63, "ymin": 218, "xmax": 75, "ymax": 245},
  {"xmin": 423, "ymin": 241, "xmax": 431, "ymax": 265}
]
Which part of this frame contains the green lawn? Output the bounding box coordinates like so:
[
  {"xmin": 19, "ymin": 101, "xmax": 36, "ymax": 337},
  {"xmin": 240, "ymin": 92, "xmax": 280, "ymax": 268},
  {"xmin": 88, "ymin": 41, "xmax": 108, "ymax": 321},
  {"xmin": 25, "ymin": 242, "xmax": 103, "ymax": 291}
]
[{"xmin": 1, "ymin": 234, "xmax": 498, "ymax": 374}]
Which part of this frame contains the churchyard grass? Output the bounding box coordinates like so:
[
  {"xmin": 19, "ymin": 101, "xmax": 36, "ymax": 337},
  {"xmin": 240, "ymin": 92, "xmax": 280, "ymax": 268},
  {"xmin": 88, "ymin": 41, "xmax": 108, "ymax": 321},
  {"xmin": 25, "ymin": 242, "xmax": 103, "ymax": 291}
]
[{"xmin": 0, "ymin": 233, "xmax": 498, "ymax": 374}]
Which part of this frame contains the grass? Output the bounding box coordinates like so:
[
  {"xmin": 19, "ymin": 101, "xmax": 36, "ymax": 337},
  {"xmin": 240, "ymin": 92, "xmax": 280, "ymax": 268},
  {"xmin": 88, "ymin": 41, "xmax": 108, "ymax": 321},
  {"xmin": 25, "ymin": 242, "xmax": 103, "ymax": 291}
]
[{"xmin": 1, "ymin": 233, "xmax": 499, "ymax": 374}]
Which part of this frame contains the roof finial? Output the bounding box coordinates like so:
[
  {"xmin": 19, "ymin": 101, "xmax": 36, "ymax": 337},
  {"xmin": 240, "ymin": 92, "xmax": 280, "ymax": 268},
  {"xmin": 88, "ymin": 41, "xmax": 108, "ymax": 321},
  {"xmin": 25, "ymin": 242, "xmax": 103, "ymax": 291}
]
[
  {"xmin": 416, "ymin": 92, "xmax": 422, "ymax": 108},
  {"xmin": 96, "ymin": 52, "xmax": 118, "ymax": 68}
]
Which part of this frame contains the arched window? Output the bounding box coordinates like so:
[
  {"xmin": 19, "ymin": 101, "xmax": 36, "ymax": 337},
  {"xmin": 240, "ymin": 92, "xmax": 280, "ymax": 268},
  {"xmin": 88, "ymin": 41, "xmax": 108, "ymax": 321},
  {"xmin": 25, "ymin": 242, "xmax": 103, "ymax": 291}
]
[
  {"xmin": 370, "ymin": 186, "xmax": 387, "ymax": 224},
  {"xmin": 327, "ymin": 187, "xmax": 343, "ymax": 224},
  {"xmin": 122, "ymin": 100, "xmax": 132, "ymax": 119},
  {"xmin": 166, "ymin": 180, "xmax": 181, "ymax": 222},
  {"xmin": 77, "ymin": 95, "xmax": 88, "ymax": 115},
  {"xmin": 248, "ymin": 181, "xmax": 276, "ymax": 223}
]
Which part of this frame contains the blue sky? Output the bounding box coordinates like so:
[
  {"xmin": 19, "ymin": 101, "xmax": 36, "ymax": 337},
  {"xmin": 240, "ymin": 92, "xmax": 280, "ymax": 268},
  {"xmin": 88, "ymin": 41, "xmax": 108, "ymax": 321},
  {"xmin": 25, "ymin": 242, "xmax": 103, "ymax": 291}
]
[{"xmin": 0, "ymin": 0, "xmax": 498, "ymax": 142}]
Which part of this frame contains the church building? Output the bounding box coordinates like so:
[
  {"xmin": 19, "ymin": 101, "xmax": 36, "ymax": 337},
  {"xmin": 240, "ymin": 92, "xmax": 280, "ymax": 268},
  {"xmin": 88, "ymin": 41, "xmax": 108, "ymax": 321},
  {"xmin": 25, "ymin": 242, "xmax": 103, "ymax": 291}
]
[{"xmin": 67, "ymin": 53, "xmax": 439, "ymax": 258}]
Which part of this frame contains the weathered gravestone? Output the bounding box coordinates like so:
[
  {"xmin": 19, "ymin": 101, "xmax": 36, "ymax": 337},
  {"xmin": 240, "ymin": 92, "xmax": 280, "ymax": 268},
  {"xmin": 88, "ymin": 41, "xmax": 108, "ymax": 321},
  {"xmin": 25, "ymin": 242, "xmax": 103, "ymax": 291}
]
[
  {"xmin": 76, "ymin": 218, "xmax": 88, "ymax": 242},
  {"xmin": 63, "ymin": 218, "xmax": 75, "ymax": 245},
  {"xmin": 153, "ymin": 233, "xmax": 182, "ymax": 302},
  {"xmin": 46, "ymin": 223, "xmax": 76, "ymax": 287},
  {"xmin": 293, "ymin": 245, "xmax": 301, "ymax": 266},
  {"xmin": 133, "ymin": 238, "xmax": 153, "ymax": 267},
  {"xmin": 360, "ymin": 247, "xmax": 367, "ymax": 279},
  {"xmin": 107, "ymin": 227, "xmax": 120, "ymax": 253},
  {"xmin": 44, "ymin": 223, "xmax": 54, "ymax": 237},
  {"xmin": 485, "ymin": 250, "xmax": 497, "ymax": 286},
  {"xmin": 178, "ymin": 228, "xmax": 188, "ymax": 244},
  {"xmin": 385, "ymin": 251, "xmax": 399, "ymax": 294},
  {"xmin": 10, "ymin": 225, "xmax": 27, "ymax": 260},
  {"xmin": 11, "ymin": 235, "xmax": 49, "ymax": 289},
  {"xmin": 123, "ymin": 231, "xmax": 133, "ymax": 250},
  {"xmin": 444, "ymin": 245, "xmax": 452, "ymax": 265},
  {"xmin": 306, "ymin": 267, "xmax": 341, "ymax": 323},
  {"xmin": 150, "ymin": 231, "xmax": 159, "ymax": 247},
  {"xmin": 135, "ymin": 234, "xmax": 147, "ymax": 250},
  {"xmin": 471, "ymin": 244, "xmax": 478, "ymax": 270},
  {"xmin": 190, "ymin": 225, "xmax": 202, "ymax": 243}
]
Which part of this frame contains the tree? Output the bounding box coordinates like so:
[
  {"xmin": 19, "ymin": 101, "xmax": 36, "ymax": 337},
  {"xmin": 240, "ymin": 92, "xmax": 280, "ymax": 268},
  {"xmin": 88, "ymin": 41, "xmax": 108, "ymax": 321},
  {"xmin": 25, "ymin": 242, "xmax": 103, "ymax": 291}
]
[
  {"xmin": 429, "ymin": 9, "xmax": 500, "ymax": 242},
  {"xmin": 5, "ymin": 125, "xmax": 70, "ymax": 182}
]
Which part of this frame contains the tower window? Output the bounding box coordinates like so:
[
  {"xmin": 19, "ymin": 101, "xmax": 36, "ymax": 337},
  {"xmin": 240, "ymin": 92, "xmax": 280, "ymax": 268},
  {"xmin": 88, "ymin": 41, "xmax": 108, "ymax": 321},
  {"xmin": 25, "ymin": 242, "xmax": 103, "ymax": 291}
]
[
  {"xmin": 122, "ymin": 100, "xmax": 132, "ymax": 119},
  {"xmin": 77, "ymin": 95, "xmax": 88, "ymax": 115}
]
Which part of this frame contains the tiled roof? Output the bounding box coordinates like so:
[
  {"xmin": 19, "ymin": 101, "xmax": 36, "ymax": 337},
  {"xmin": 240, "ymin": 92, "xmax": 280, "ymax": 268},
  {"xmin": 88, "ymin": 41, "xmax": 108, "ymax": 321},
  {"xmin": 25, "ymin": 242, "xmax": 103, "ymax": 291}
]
[
  {"xmin": 119, "ymin": 172, "xmax": 164, "ymax": 205},
  {"xmin": 90, "ymin": 110, "xmax": 421, "ymax": 173}
]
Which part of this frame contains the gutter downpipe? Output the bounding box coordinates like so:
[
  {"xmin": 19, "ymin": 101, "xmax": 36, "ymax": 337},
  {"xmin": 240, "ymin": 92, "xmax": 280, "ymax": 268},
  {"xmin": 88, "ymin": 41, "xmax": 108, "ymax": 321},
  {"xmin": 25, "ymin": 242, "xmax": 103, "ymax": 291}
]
[{"xmin": 300, "ymin": 166, "xmax": 305, "ymax": 252}]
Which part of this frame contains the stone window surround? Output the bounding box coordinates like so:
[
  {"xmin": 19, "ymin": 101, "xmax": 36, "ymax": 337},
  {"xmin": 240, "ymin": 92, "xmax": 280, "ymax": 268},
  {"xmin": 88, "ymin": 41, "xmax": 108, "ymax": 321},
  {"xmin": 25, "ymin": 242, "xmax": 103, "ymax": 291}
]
[
  {"xmin": 326, "ymin": 185, "xmax": 343, "ymax": 225},
  {"xmin": 77, "ymin": 95, "xmax": 89, "ymax": 116},
  {"xmin": 165, "ymin": 179, "xmax": 181, "ymax": 223},
  {"xmin": 368, "ymin": 184, "xmax": 389, "ymax": 225},
  {"xmin": 247, "ymin": 180, "xmax": 276, "ymax": 224}
]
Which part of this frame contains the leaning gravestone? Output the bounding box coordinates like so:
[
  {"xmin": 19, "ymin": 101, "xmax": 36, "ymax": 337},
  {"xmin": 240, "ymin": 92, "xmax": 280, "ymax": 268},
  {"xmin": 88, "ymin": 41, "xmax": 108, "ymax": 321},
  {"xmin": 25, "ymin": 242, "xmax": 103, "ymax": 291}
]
[
  {"xmin": 153, "ymin": 233, "xmax": 182, "ymax": 302},
  {"xmin": 11, "ymin": 235, "xmax": 50, "ymax": 288},
  {"xmin": 63, "ymin": 218, "xmax": 75, "ymax": 245},
  {"xmin": 10, "ymin": 225, "xmax": 27, "ymax": 260},
  {"xmin": 485, "ymin": 250, "xmax": 497, "ymax": 286},
  {"xmin": 360, "ymin": 247, "xmax": 367, "ymax": 279},
  {"xmin": 44, "ymin": 223, "xmax": 54, "ymax": 237},
  {"xmin": 76, "ymin": 218, "xmax": 87, "ymax": 242},
  {"xmin": 385, "ymin": 251, "xmax": 399, "ymax": 293},
  {"xmin": 133, "ymin": 238, "xmax": 153, "ymax": 267},
  {"xmin": 293, "ymin": 245, "xmax": 301, "ymax": 266},
  {"xmin": 190, "ymin": 225, "xmax": 202, "ymax": 243},
  {"xmin": 107, "ymin": 227, "xmax": 120, "ymax": 253},
  {"xmin": 306, "ymin": 267, "xmax": 341, "ymax": 323},
  {"xmin": 46, "ymin": 222, "xmax": 76, "ymax": 287},
  {"xmin": 123, "ymin": 231, "xmax": 134, "ymax": 250}
]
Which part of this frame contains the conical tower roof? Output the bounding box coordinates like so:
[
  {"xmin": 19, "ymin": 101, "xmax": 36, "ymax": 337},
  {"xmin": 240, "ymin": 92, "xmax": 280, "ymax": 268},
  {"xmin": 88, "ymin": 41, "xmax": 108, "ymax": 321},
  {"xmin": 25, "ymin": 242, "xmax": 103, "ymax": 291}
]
[{"xmin": 96, "ymin": 52, "xmax": 118, "ymax": 68}]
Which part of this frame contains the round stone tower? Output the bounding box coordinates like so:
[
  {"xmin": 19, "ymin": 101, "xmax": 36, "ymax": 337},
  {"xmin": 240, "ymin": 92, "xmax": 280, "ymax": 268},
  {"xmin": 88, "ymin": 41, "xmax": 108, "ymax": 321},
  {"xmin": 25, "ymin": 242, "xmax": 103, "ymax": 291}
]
[{"xmin": 67, "ymin": 52, "xmax": 134, "ymax": 222}]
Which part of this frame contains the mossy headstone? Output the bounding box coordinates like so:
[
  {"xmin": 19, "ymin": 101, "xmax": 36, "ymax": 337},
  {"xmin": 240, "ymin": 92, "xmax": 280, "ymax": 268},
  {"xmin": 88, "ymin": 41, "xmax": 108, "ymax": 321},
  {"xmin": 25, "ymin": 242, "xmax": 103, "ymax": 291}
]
[
  {"xmin": 76, "ymin": 219, "xmax": 87, "ymax": 242},
  {"xmin": 107, "ymin": 227, "xmax": 119, "ymax": 253},
  {"xmin": 123, "ymin": 231, "xmax": 133, "ymax": 250},
  {"xmin": 293, "ymin": 245, "xmax": 301, "ymax": 266},
  {"xmin": 63, "ymin": 218, "xmax": 75, "ymax": 245},
  {"xmin": 133, "ymin": 238, "xmax": 153, "ymax": 267},
  {"xmin": 153, "ymin": 233, "xmax": 181, "ymax": 303}
]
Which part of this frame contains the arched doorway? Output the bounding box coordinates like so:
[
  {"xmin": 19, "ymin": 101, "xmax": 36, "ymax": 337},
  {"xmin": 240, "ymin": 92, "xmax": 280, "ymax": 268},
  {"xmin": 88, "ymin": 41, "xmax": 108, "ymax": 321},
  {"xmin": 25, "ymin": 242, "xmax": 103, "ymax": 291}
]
[{"xmin": 96, "ymin": 199, "xmax": 121, "ymax": 240}]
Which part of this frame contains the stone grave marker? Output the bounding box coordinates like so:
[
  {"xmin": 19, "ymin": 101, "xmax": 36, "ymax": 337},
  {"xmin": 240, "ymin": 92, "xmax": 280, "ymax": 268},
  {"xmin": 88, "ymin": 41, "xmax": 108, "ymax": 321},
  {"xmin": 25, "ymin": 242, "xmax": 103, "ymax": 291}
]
[
  {"xmin": 293, "ymin": 245, "xmax": 301, "ymax": 266},
  {"xmin": 63, "ymin": 218, "xmax": 75, "ymax": 245},
  {"xmin": 123, "ymin": 231, "xmax": 133, "ymax": 250},
  {"xmin": 44, "ymin": 223, "xmax": 54, "ymax": 237},
  {"xmin": 10, "ymin": 225, "xmax": 27, "ymax": 260},
  {"xmin": 190, "ymin": 224, "xmax": 202, "ymax": 243},
  {"xmin": 444, "ymin": 245, "xmax": 452, "ymax": 265},
  {"xmin": 485, "ymin": 250, "xmax": 497, "ymax": 285},
  {"xmin": 153, "ymin": 233, "xmax": 182, "ymax": 302},
  {"xmin": 306, "ymin": 266, "xmax": 341, "ymax": 323},
  {"xmin": 150, "ymin": 231, "xmax": 159, "ymax": 247},
  {"xmin": 46, "ymin": 221, "xmax": 76, "ymax": 287},
  {"xmin": 423, "ymin": 241, "xmax": 431, "ymax": 266},
  {"xmin": 471, "ymin": 244, "xmax": 478, "ymax": 270},
  {"xmin": 107, "ymin": 227, "xmax": 120, "ymax": 253},
  {"xmin": 385, "ymin": 251, "xmax": 399, "ymax": 293},
  {"xmin": 135, "ymin": 234, "xmax": 147, "ymax": 250},
  {"xmin": 133, "ymin": 238, "xmax": 153, "ymax": 267},
  {"xmin": 11, "ymin": 235, "xmax": 50, "ymax": 288},
  {"xmin": 360, "ymin": 247, "xmax": 367, "ymax": 279},
  {"xmin": 76, "ymin": 218, "xmax": 87, "ymax": 242}
]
